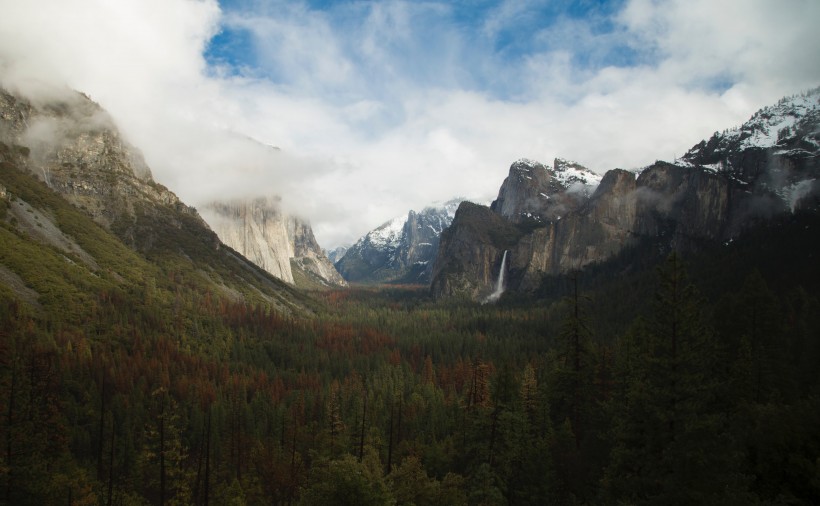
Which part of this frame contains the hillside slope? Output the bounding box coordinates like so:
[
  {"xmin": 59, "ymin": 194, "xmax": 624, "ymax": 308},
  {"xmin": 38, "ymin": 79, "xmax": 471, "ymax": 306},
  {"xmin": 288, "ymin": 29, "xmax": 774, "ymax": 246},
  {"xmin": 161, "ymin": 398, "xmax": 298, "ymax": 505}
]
[{"xmin": 0, "ymin": 86, "xmax": 313, "ymax": 315}]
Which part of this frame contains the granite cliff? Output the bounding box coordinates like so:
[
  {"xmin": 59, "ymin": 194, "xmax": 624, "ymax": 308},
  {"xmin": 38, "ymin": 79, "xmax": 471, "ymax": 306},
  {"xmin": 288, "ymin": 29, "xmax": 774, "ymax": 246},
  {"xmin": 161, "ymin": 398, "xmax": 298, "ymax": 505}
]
[
  {"xmin": 432, "ymin": 88, "xmax": 820, "ymax": 300},
  {"xmin": 201, "ymin": 198, "xmax": 346, "ymax": 289}
]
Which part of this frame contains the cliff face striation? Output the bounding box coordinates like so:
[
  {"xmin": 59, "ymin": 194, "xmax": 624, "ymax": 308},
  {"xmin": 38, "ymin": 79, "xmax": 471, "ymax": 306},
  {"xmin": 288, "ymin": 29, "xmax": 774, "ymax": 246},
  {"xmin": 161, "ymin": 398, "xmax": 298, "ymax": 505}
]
[
  {"xmin": 201, "ymin": 197, "xmax": 346, "ymax": 289},
  {"xmin": 432, "ymin": 88, "xmax": 820, "ymax": 300}
]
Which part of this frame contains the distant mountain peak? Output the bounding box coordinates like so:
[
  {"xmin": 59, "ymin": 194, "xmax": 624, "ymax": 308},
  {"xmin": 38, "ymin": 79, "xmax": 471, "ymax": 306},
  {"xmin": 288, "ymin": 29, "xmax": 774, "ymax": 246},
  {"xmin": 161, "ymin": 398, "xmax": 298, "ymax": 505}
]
[
  {"xmin": 335, "ymin": 199, "xmax": 465, "ymax": 284},
  {"xmin": 491, "ymin": 157, "xmax": 601, "ymax": 223},
  {"xmin": 682, "ymin": 87, "xmax": 820, "ymax": 171},
  {"xmin": 367, "ymin": 214, "xmax": 407, "ymax": 250},
  {"xmin": 552, "ymin": 157, "xmax": 602, "ymax": 188}
]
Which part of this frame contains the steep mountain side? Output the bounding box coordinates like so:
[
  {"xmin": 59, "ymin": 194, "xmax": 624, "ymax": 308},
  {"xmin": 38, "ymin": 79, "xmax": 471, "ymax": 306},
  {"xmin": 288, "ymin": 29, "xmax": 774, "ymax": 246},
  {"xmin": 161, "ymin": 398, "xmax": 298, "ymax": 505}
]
[
  {"xmin": 0, "ymin": 89, "xmax": 187, "ymax": 238},
  {"xmin": 430, "ymin": 201, "xmax": 526, "ymax": 299},
  {"xmin": 288, "ymin": 216, "xmax": 347, "ymax": 288},
  {"xmin": 681, "ymin": 88, "xmax": 820, "ymax": 204},
  {"xmin": 432, "ymin": 89, "xmax": 820, "ymax": 300},
  {"xmin": 336, "ymin": 199, "xmax": 461, "ymax": 284},
  {"xmin": 201, "ymin": 198, "xmax": 346, "ymax": 289},
  {"xmin": 202, "ymin": 198, "xmax": 294, "ymax": 282},
  {"xmin": 0, "ymin": 86, "xmax": 312, "ymax": 313}
]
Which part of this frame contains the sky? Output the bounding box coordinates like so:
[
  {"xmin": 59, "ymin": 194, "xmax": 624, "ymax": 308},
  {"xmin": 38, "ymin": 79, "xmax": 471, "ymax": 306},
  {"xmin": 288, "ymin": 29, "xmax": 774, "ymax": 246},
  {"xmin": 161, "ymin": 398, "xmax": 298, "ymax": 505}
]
[{"xmin": 1, "ymin": 0, "xmax": 819, "ymax": 248}]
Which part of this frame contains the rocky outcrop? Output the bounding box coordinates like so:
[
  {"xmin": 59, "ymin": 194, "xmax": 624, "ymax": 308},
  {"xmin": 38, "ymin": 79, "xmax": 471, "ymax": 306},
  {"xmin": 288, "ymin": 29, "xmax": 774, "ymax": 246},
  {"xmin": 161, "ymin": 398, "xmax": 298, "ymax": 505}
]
[
  {"xmin": 432, "ymin": 87, "xmax": 820, "ymax": 300},
  {"xmin": 336, "ymin": 199, "xmax": 461, "ymax": 284},
  {"xmin": 0, "ymin": 88, "xmax": 207, "ymax": 248},
  {"xmin": 202, "ymin": 198, "xmax": 295, "ymax": 282},
  {"xmin": 288, "ymin": 216, "xmax": 347, "ymax": 288},
  {"xmin": 491, "ymin": 158, "xmax": 600, "ymax": 223}
]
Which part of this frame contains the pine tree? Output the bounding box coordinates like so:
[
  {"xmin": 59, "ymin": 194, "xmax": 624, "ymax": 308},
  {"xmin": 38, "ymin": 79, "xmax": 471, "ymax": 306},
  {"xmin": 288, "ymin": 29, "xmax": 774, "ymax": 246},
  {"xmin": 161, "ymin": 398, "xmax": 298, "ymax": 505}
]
[
  {"xmin": 140, "ymin": 387, "xmax": 191, "ymax": 505},
  {"xmin": 604, "ymin": 254, "xmax": 751, "ymax": 504}
]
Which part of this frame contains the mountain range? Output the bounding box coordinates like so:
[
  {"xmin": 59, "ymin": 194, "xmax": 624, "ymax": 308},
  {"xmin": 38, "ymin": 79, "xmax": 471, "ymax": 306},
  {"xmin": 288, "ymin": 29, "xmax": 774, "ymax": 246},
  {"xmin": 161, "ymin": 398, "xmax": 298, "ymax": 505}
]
[
  {"xmin": 431, "ymin": 88, "xmax": 820, "ymax": 300},
  {"xmin": 2, "ymin": 76, "xmax": 819, "ymax": 505},
  {"xmin": 2, "ymin": 82, "xmax": 819, "ymax": 306}
]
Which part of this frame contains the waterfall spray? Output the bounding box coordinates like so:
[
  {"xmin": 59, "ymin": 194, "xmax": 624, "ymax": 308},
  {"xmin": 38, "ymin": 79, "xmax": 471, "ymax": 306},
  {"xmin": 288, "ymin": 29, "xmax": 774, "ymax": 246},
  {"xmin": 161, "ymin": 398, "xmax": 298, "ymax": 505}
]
[{"xmin": 483, "ymin": 250, "xmax": 508, "ymax": 304}]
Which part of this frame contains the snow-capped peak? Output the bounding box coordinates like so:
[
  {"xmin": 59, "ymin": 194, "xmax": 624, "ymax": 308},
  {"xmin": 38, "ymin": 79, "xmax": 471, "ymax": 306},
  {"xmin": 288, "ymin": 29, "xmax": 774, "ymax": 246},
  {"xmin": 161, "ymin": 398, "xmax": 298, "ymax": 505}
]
[
  {"xmin": 735, "ymin": 89, "xmax": 819, "ymax": 150},
  {"xmin": 509, "ymin": 157, "xmax": 602, "ymax": 189},
  {"xmin": 366, "ymin": 214, "xmax": 406, "ymax": 249},
  {"xmin": 683, "ymin": 87, "xmax": 820, "ymax": 166},
  {"xmin": 512, "ymin": 158, "xmax": 543, "ymax": 170},
  {"xmin": 336, "ymin": 198, "xmax": 466, "ymax": 284},
  {"xmin": 552, "ymin": 157, "xmax": 603, "ymax": 188}
]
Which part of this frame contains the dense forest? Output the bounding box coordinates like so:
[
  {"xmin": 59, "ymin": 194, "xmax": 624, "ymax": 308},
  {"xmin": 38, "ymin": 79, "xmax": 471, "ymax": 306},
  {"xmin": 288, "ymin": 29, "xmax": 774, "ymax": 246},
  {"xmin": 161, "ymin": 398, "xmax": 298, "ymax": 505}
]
[{"xmin": 1, "ymin": 161, "xmax": 820, "ymax": 505}]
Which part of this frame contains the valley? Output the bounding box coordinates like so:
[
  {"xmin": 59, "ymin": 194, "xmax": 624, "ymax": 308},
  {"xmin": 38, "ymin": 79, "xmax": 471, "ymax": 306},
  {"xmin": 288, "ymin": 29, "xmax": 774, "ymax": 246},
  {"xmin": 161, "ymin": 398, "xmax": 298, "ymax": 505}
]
[{"xmin": 1, "ymin": 80, "xmax": 819, "ymax": 505}]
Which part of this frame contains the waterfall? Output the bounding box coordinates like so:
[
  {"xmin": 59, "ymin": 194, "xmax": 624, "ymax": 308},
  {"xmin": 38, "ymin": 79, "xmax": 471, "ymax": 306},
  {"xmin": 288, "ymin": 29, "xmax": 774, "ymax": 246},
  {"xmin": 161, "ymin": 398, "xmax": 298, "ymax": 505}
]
[{"xmin": 483, "ymin": 250, "xmax": 508, "ymax": 304}]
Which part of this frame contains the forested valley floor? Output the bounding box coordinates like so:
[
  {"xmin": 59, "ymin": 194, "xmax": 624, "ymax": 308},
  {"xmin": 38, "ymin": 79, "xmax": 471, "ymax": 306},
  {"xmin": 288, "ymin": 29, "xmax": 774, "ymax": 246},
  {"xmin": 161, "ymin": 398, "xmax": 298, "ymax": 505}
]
[{"xmin": 2, "ymin": 211, "xmax": 820, "ymax": 505}]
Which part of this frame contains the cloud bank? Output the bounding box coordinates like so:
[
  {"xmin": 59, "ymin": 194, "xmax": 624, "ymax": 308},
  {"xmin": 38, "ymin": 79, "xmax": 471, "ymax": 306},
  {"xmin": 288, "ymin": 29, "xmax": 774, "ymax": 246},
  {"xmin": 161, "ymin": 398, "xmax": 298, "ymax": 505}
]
[{"xmin": 1, "ymin": 0, "xmax": 818, "ymax": 247}]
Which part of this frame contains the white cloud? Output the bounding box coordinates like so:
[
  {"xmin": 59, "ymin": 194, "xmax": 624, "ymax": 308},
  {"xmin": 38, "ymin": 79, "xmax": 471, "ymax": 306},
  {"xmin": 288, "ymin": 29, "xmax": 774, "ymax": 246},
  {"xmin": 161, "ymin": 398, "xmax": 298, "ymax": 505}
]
[{"xmin": 1, "ymin": 0, "xmax": 818, "ymax": 249}]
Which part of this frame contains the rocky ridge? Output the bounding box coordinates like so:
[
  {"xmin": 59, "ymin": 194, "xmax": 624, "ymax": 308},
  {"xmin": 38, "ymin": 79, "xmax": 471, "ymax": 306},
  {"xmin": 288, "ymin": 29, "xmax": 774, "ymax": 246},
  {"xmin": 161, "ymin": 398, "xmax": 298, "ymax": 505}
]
[
  {"xmin": 0, "ymin": 88, "xmax": 183, "ymax": 235},
  {"xmin": 335, "ymin": 199, "xmax": 462, "ymax": 284},
  {"xmin": 490, "ymin": 158, "xmax": 601, "ymax": 223},
  {"xmin": 0, "ymin": 85, "xmax": 310, "ymax": 313},
  {"xmin": 432, "ymin": 89, "xmax": 820, "ymax": 300}
]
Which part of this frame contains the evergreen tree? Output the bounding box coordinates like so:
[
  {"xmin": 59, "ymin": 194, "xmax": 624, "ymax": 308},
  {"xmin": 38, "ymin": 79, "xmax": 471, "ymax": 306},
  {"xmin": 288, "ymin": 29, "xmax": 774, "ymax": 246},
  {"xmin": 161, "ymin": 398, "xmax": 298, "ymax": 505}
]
[{"xmin": 604, "ymin": 254, "xmax": 751, "ymax": 504}]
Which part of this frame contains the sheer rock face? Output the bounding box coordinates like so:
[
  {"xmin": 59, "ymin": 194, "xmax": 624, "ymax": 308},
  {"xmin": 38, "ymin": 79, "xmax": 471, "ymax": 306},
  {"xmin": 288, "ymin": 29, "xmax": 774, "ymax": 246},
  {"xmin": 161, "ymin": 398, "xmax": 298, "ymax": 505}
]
[
  {"xmin": 432, "ymin": 88, "xmax": 820, "ymax": 300},
  {"xmin": 202, "ymin": 198, "xmax": 295, "ymax": 283},
  {"xmin": 202, "ymin": 198, "xmax": 346, "ymax": 288},
  {"xmin": 287, "ymin": 216, "xmax": 347, "ymax": 287},
  {"xmin": 430, "ymin": 202, "xmax": 518, "ymax": 300},
  {"xmin": 433, "ymin": 162, "xmax": 753, "ymax": 299}
]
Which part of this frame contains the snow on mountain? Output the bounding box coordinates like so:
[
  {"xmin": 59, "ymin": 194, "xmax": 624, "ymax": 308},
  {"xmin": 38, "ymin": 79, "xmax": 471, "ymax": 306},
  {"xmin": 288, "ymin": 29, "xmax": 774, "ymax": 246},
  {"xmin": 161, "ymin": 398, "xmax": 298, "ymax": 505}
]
[
  {"xmin": 367, "ymin": 214, "xmax": 407, "ymax": 250},
  {"xmin": 434, "ymin": 88, "xmax": 820, "ymax": 301},
  {"xmin": 334, "ymin": 198, "xmax": 464, "ymax": 284},
  {"xmin": 683, "ymin": 88, "xmax": 820, "ymax": 171},
  {"xmin": 492, "ymin": 158, "xmax": 601, "ymax": 223},
  {"xmin": 738, "ymin": 91, "xmax": 819, "ymax": 150},
  {"xmin": 552, "ymin": 157, "xmax": 603, "ymax": 188},
  {"xmin": 679, "ymin": 87, "xmax": 820, "ymax": 210}
]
